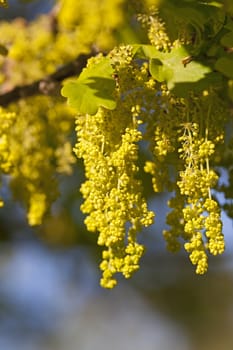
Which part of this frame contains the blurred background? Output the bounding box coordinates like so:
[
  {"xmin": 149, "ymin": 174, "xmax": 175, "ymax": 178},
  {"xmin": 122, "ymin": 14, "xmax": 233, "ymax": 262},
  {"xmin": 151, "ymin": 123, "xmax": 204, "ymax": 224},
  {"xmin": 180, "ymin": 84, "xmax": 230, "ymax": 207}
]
[
  {"xmin": 0, "ymin": 1, "xmax": 233, "ymax": 350},
  {"xmin": 1, "ymin": 172, "xmax": 233, "ymax": 350}
]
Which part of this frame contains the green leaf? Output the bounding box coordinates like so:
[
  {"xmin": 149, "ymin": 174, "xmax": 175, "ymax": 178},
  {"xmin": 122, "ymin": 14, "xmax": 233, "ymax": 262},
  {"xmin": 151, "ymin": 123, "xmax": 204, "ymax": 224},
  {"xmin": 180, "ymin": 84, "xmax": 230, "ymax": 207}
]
[
  {"xmin": 61, "ymin": 56, "xmax": 116, "ymax": 115},
  {"xmin": 149, "ymin": 46, "xmax": 211, "ymax": 94},
  {"xmin": 132, "ymin": 44, "xmax": 161, "ymax": 59},
  {"xmin": 220, "ymin": 17, "xmax": 233, "ymax": 48},
  {"xmin": 159, "ymin": 0, "xmax": 224, "ymax": 42},
  {"xmin": 215, "ymin": 56, "xmax": 233, "ymax": 78},
  {"xmin": 221, "ymin": 31, "xmax": 233, "ymax": 48},
  {"xmin": 225, "ymin": 18, "xmax": 233, "ymax": 32},
  {"xmin": 133, "ymin": 44, "xmax": 214, "ymax": 95},
  {"xmin": 149, "ymin": 58, "xmax": 173, "ymax": 83}
]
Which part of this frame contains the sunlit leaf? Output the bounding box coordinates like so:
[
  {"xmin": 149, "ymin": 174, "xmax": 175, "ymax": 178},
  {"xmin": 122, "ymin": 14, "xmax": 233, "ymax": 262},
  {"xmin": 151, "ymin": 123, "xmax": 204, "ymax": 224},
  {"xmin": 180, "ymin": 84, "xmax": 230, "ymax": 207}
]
[
  {"xmin": 149, "ymin": 46, "xmax": 211, "ymax": 93},
  {"xmin": 132, "ymin": 44, "xmax": 161, "ymax": 59},
  {"xmin": 61, "ymin": 57, "xmax": 116, "ymax": 115}
]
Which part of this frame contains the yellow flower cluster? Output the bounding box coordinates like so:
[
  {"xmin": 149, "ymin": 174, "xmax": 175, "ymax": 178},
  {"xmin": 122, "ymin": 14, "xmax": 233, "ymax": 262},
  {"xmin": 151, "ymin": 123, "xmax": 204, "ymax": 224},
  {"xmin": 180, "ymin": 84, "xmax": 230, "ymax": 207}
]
[
  {"xmin": 138, "ymin": 12, "xmax": 171, "ymax": 51},
  {"xmin": 162, "ymin": 95, "xmax": 225, "ymax": 274},
  {"xmin": 72, "ymin": 46, "xmax": 226, "ymax": 285},
  {"xmin": 163, "ymin": 190, "xmax": 185, "ymax": 252},
  {"xmin": 58, "ymin": 0, "xmax": 125, "ymax": 50},
  {"xmin": 0, "ymin": 0, "xmax": 127, "ymax": 88},
  {"xmin": 0, "ymin": 3, "xmax": 228, "ymax": 287},
  {"xmin": 144, "ymin": 86, "xmax": 176, "ymax": 192},
  {"xmin": 5, "ymin": 97, "xmax": 75, "ymax": 226},
  {"xmin": 0, "ymin": 107, "xmax": 15, "ymax": 173},
  {"xmin": 0, "ymin": 107, "xmax": 15, "ymax": 207},
  {"xmin": 74, "ymin": 49, "xmax": 155, "ymax": 288}
]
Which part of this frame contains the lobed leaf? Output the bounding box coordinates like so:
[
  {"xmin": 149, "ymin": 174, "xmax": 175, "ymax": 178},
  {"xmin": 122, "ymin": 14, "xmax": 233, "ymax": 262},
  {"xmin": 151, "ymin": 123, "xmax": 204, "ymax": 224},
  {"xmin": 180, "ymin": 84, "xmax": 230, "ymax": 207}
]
[
  {"xmin": 61, "ymin": 56, "xmax": 116, "ymax": 115},
  {"xmin": 149, "ymin": 46, "xmax": 212, "ymax": 95}
]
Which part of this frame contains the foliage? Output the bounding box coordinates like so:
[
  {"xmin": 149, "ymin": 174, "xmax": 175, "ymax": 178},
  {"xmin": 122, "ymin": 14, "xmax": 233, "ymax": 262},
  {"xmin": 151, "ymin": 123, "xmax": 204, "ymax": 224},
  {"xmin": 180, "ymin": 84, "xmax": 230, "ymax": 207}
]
[
  {"xmin": 0, "ymin": 0, "xmax": 233, "ymax": 288},
  {"xmin": 61, "ymin": 56, "xmax": 116, "ymax": 115}
]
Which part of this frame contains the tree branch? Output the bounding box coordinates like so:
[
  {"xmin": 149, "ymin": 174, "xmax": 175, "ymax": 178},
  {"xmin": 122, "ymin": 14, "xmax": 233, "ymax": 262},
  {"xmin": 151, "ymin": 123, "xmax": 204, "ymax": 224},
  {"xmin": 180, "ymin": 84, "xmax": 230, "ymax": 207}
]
[{"xmin": 0, "ymin": 52, "xmax": 94, "ymax": 107}]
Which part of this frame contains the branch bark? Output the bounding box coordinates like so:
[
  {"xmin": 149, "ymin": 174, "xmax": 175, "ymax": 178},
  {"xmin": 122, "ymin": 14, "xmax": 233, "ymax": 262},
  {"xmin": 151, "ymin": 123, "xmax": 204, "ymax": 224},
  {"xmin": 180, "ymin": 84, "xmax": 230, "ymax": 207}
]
[{"xmin": 0, "ymin": 52, "xmax": 94, "ymax": 107}]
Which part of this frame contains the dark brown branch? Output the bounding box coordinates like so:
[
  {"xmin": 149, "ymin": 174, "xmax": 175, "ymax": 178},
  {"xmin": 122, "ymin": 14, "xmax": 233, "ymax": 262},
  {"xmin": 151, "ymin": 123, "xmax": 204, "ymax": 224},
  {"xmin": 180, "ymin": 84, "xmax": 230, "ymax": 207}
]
[{"xmin": 0, "ymin": 52, "xmax": 95, "ymax": 107}]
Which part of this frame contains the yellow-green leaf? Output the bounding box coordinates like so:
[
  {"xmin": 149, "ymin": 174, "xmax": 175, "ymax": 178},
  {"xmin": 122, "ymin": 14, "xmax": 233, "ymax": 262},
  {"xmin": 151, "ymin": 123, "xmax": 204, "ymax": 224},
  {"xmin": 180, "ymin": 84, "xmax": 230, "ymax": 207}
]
[{"xmin": 61, "ymin": 56, "xmax": 116, "ymax": 115}]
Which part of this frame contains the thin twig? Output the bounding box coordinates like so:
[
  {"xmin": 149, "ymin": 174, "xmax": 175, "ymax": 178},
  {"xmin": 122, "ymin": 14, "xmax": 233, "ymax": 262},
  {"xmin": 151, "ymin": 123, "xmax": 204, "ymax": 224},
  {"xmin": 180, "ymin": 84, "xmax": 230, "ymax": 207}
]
[{"xmin": 0, "ymin": 51, "xmax": 95, "ymax": 107}]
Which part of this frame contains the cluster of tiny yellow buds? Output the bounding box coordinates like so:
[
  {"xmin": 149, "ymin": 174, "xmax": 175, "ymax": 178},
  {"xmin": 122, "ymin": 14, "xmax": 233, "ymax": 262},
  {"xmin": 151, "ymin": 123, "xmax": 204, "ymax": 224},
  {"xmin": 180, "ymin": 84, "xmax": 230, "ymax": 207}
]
[
  {"xmin": 0, "ymin": 108, "xmax": 16, "ymax": 173},
  {"xmin": 75, "ymin": 99, "xmax": 154, "ymax": 288},
  {"xmin": 204, "ymin": 198, "xmax": 224, "ymax": 255},
  {"xmin": 0, "ymin": 133, "xmax": 13, "ymax": 174},
  {"xmin": 137, "ymin": 12, "xmax": 171, "ymax": 51},
  {"xmin": 198, "ymin": 140, "xmax": 215, "ymax": 160},
  {"xmin": 158, "ymin": 89, "xmax": 227, "ymax": 275},
  {"xmin": 73, "ymin": 51, "xmax": 161, "ymax": 288},
  {"xmin": 176, "ymin": 113, "xmax": 225, "ymax": 273},
  {"xmin": 2, "ymin": 97, "xmax": 75, "ymax": 226},
  {"xmin": 148, "ymin": 16, "xmax": 171, "ymax": 51},
  {"xmin": 163, "ymin": 191, "xmax": 185, "ymax": 252},
  {"xmin": 145, "ymin": 77, "xmax": 156, "ymax": 89},
  {"xmin": 143, "ymin": 87, "xmax": 179, "ymax": 193},
  {"xmin": 178, "ymin": 168, "xmax": 218, "ymax": 199},
  {"xmin": 181, "ymin": 195, "xmax": 224, "ymax": 274},
  {"xmin": 100, "ymin": 241, "xmax": 145, "ymax": 288},
  {"xmin": 184, "ymin": 228, "xmax": 208, "ymax": 275},
  {"xmin": 110, "ymin": 45, "xmax": 133, "ymax": 70},
  {"xmin": 190, "ymin": 248, "xmax": 208, "ymax": 275},
  {"xmin": 0, "ymin": 108, "xmax": 16, "ymax": 207},
  {"xmin": 27, "ymin": 193, "xmax": 47, "ymax": 226},
  {"xmin": 178, "ymin": 123, "xmax": 199, "ymax": 163},
  {"xmin": 154, "ymin": 129, "xmax": 175, "ymax": 158},
  {"xmin": 131, "ymin": 105, "xmax": 141, "ymax": 118},
  {"xmin": 0, "ymin": 0, "xmax": 128, "ymax": 88}
]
